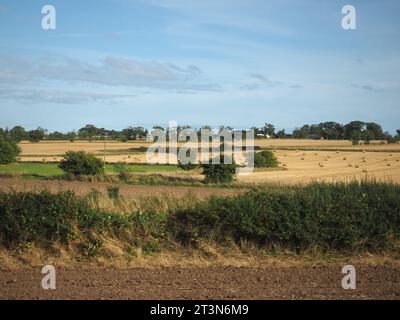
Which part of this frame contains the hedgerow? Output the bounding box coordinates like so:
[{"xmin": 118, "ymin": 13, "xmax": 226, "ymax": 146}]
[
  {"xmin": 0, "ymin": 180, "xmax": 399, "ymax": 256},
  {"xmin": 167, "ymin": 180, "xmax": 400, "ymax": 251}
]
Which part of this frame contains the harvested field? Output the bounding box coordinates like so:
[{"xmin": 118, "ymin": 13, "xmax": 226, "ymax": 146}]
[
  {"xmin": 16, "ymin": 140, "xmax": 400, "ymax": 185},
  {"xmin": 239, "ymin": 150, "xmax": 400, "ymax": 184},
  {"xmin": 19, "ymin": 139, "xmax": 400, "ymax": 158}
]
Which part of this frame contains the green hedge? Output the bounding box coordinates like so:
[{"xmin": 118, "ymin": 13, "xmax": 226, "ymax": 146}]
[
  {"xmin": 0, "ymin": 180, "xmax": 399, "ymax": 254},
  {"xmin": 0, "ymin": 190, "xmax": 130, "ymax": 248},
  {"xmin": 167, "ymin": 180, "xmax": 400, "ymax": 251}
]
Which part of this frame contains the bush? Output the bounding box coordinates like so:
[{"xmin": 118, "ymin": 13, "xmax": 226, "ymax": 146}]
[
  {"xmin": 107, "ymin": 185, "xmax": 120, "ymax": 200},
  {"xmin": 0, "ymin": 139, "xmax": 21, "ymax": 164},
  {"xmin": 201, "ymin": 155, "xmax": 236, "ymax": 183},
  {"xmin": 177, "ymin": 160, "xmax": 199, "ymax": 170},
  {"xmin": 0, "ymin": 190, "xmax": 130, "ymax": 249},
  {"xmin": 167, "ymin": 180, "xmax": 400, "ymax": 251},
  {"xmin": 113, "ymin": 162, "xmax": 132, "ymax": 181},
  {"xmin": 254, "ymin": 150, "xmax": 278, "ymax": 168},
  {"xmin": 59, "ymin": 151, "xmax": 104, "ymax": 176}
]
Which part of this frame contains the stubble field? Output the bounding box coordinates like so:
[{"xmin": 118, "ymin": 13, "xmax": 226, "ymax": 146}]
[{"xmin": 14, "ymin": 139, "xmax": 400, "ymax": 184}]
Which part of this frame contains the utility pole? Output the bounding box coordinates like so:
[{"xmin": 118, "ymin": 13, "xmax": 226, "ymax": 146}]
[{"xmin": 103, "ymin": 133, "xmax": 108, "ymax": 172}]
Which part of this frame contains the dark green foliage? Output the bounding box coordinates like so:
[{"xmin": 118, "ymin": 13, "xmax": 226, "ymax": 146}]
[
  {"xmin": 254, "ymin": 150, "xmax": 278, "ymax": 168},
  {"xmin": 0, "ymin": 190, "xmax": 84, "ymax": 247},
  {"xmin": 0, "ymin": 190, "xmax": 130, "ymax": 250},
  {"xmin": 168, "ymin": 180, "xmax": 400, "ymax": 251},
  {"xmin": 0, "ymin": 181, "xmax": 399, "ymax": 255},
  {"xmin": 177, "ymin": 160, "xmax": 199, "ymax": 170},
  {"xmin": 107, "ymin": 185, "xmax": 120, "ymax": 200},
  {"xmin": 27, "ymin": 128, "xmax": 46, "ymax": 143},
  {"xmin": 0, "ymin": 139, "xmax": 21, "ymax": 164},
  {"xmin": 201, "ymin": 155, "xmax": 236, "ymax": 184},
  {"xmin": 59, "ymin": 151, "xmax": 104, "ymax": 176}
]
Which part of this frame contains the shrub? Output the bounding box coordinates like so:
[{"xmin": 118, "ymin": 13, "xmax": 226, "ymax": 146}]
[
  {"xmin": 0, "ymin": 189, "xmax": 131, "ymax": 250},
  {"xmin": 107, "ymin": 185, "xmax": 120, "ymax": 200},
  {"xmin": 59, "ymin": 151, "xmax": 104, "ymax": 176},
  {"xmin": 254, "ymin": 150, "xmax": 278, "ymax": 168},
  {"xmin": 113, "ymin": 162, "xmax": 131, "ymax": 181},
  {"xmin": 201, "ymin": 155, "xmax": 236, "ymax": 183},
  {"xmin": 0, "ymin": 139, "xmax": 21, "ymax": 164},
  {"xmin": 177, "ymin": 160, "xmax": 199, "ymax": 170},
  {"xmin": 167, "ymin": 180, "xmax": 400, "ymax": 251}
]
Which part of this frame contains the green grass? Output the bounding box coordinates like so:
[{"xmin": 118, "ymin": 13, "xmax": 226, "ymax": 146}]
[
  {"xmin": 0, "ymin": 162, "xmax": 183, "ymax": 178},
  {"xmin": 0, "ymin": 163, "xmax": 63, "ymax": 177},
  {"xmin": 106, "ymin": 163, "xmax": 183, "ymax": 173}
]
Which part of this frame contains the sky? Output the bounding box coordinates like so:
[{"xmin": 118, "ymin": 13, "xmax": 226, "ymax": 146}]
[{"xmin": 0, "ymin": 0, "xmax": 399, "ymax": 133}]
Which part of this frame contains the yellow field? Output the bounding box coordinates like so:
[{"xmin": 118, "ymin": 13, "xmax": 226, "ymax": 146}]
[
  {"xmin": 17, "ymin": 139, "xmax": 400, "ymax": 184},
  {"xmin": 239, "ymin": 150, "xmax": 400, "ymax": 184}
]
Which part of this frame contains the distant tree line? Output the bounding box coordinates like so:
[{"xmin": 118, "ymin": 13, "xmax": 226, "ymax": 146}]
[
  {"xmin": 252, "ymin": 121, "xmax": 400, "ymax": 144},
  {"xmin": 0, "ymin": 121, "xmax": 399, "ymax": 145},
  {"xmin": 0, "ymin": 124, "xmax": 149, "ymax": 143}
]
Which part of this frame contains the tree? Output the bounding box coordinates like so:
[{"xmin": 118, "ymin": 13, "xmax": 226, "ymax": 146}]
[
  {"xmin": 276, "ymin": 129, "xmax": 286, "ymax": 139},
  {"xmin": 263, "ymin": 123, "xmax": 275, "ymax": 138},
  {"xmin": 9, "ymin": 126, "xmax": 26, "ymax": 142},
  {"xmin": 66, "ymin": 131, "xmax": 77, "ymax": 142},
  {"xmin": 122, "ymin": 126, "xmax": 147, "ymax": 140},
  {"xmin": 363, "ymin": 130, "xmax": 375, "ymax": 144},
  {"xmin": 344, "ymin": 121, "xmax": 365, "ymax": 140},
  {"xmin": 351, "ymin": 131, "xmax": 362, "ymax": 145},
  {"xmin": 28, "ymin": 127, "xmax": 46, "ymax": 143},
  {"xmin": 59, "ymin": 151, "xmax": 104, "ymax": 176},
  {"xmin": 293, "ymin": 125, "xmax": 309, "ymax": 139},
  {"xmin": 78, "ymin": 124, "xmax": 99, "ymax": 141},
  {"xmin": 365, "ymin": 122, "xmax": 383, "ymax": 140},
  {"xmin": 0, "ymin": 138, "xmax": 21, "ymax": 164}
]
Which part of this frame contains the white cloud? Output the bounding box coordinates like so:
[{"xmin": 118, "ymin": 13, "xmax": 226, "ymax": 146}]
[{"xmin": 0, "ymin": 54, "xmax": 220, "ymax": 104}]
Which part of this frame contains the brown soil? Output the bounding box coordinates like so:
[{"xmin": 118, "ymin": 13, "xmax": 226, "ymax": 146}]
[
  {"xmin": 0, "ymin": 178, "xmax": 244, "ymax": 199},
  {"xmin": 0, "ymin": 264, "xmax": 399, "ymax": 300}
]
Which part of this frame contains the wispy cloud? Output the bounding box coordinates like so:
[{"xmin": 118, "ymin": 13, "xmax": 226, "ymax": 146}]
[
  {"xmin": 240, "ymin": 73, "xmax": 282, "ymax": 90},
  {"xmin": 350, "ymin": 84, "xmax": 379, "ymax": 92},
  {"xmin": 0, "ymin": 86, "xmax": 137, "ymax": 104},
  {"xmin": 0, "ymin": 54, "xmax": 219, "ymax": 103}
]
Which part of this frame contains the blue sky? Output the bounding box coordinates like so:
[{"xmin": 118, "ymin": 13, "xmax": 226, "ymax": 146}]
[{"xmin": 0, "ymin": 0, "xmax": 399, "ymax": 132}]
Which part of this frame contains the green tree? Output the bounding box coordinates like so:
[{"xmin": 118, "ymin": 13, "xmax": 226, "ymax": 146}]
[
  {"xmin": 366, "ymin": 122, "xmax": 383, "ymax": 140},
  {"xmin": 201, "ymin": 155, "xmax": 236, "ymax": 183},
  {"xmin": 28, "ymin": 127, "xmax": 46, "ymax": 143},
  {"xmin": 276, "ymin": 129, "xmax": 286, "ymax": 139},
  {"xmin": 9, "ymin": 126, "xmax": 26, "ymax": 142},
  {"xmin": 263, "ymin": 123, "xmax": 275, "ymax": 138},
  {"xmin": 344, "ymin": 121, "xmax": 365, "ymax": 140},
  {"xmin": 293, "ymin": 125, "xmax": 309, "ymax": 139},
  {"xmin": 59, "ymin": 151, "xmax": 104, "ymax": 176},
  {"xmin": 0, "ymin": 138, "xmax": 21, "ymax": 164},
  {"xmin": 351, "ymin": 131, "xmax": 362, "ymax": 145},
  {"xmin": 78, "ymin": 124, "xmax": 99, "ymax": 141}
]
